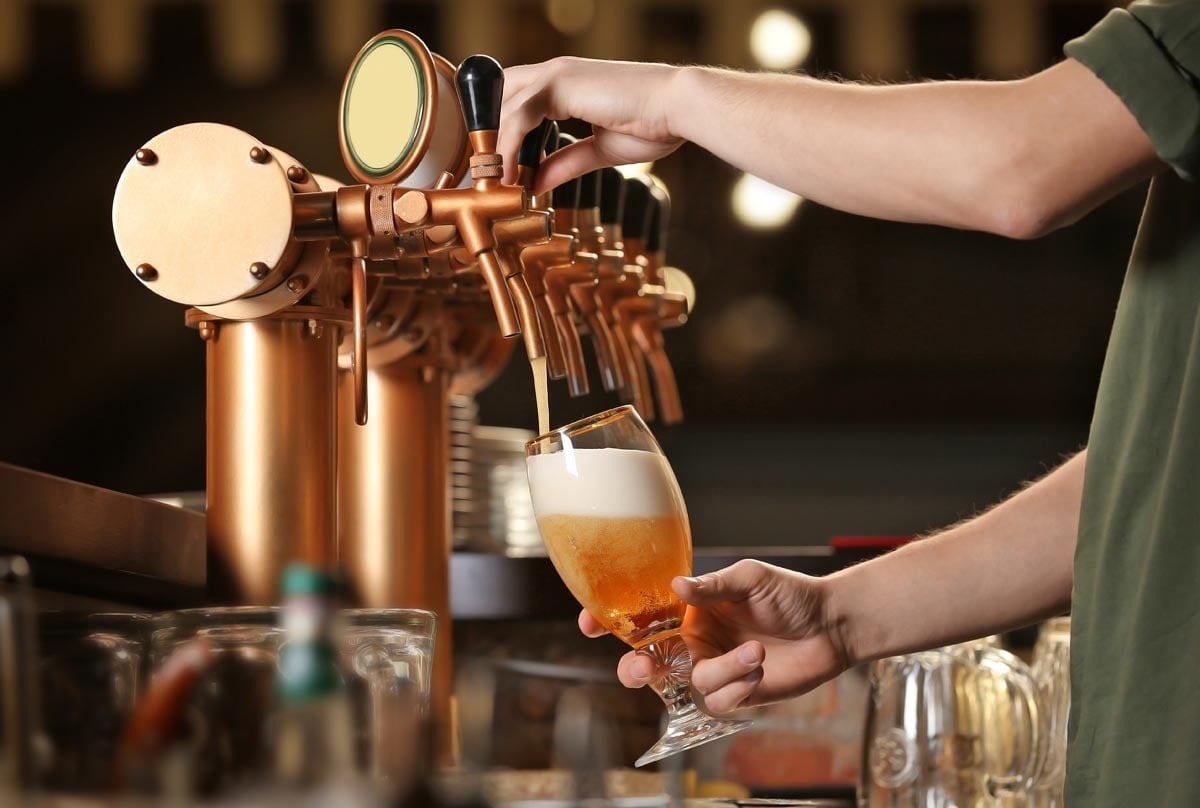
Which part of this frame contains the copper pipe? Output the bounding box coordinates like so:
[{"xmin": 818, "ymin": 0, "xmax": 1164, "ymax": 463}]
[
  {"xmin": 519, "ymin": 234, "xmax": 575, "ymax": 378},
  {"xmin": 424, "ymin": 183, "xmax": 526, "ymax": 338},
  {"xmin": 293, "ymin": 191, "xmax": 339, "ymax": 241},
  {"xmin": 613, "ymin": 297, "xmax": 658, "ymax": 421},
  {"xmin": 505, "ymin": 272, "xmax": 545, "ymax": 360},
  {"xmin": 550, "ymin": 303, "xmax": 589, "ymax": 397},
  {"xmin": 545, "ymin": 258, "xmax": 599, "ymax": 397},
  {"xmin": 201, "ymin": 313, "xmax": 341, "ymax": 604},
  {"xmin": 494, "ymin": 212, "xmax": 553, "ymax": 361},
  {"xmin": 632, "ymin": 316, "xmax": 683, "ymax": 424},
  {"xmin": 337, "ymin": 358, "xmax": 453, "ymax": 759},
  {"xmin": 594, "ymin": 272, "xmax": 643, "ymax": 399},
  {"xmin": 568, "ymin": 252, "xmax": 625, "ymax": 392}
]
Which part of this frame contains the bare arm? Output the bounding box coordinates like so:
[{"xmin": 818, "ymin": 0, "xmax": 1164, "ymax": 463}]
[
  {"xmin": 828, "ymin": 449, "xmax": 1084, "ymax": 665},
  {"xmin": 500, "ymin": 58, "xmax": 1161, "ymax": 238}
]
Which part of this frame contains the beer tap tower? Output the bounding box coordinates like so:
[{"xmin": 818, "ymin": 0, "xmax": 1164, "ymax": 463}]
[{"xmin": 110, "ymin": 28, "xmax": 692, "ymax": 756}]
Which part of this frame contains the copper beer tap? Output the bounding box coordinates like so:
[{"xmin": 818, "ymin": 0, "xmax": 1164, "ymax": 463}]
[
  {"xmin": 565, "ymin": 168, "xmax": 625, "ymax": 392},
  {"xmin": 540, "ymin": 134, "xmax": 595, "ymax": 397}
]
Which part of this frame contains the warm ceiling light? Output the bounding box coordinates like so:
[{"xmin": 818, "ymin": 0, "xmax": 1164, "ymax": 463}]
[
  {"xmin": 616, "ymin": 161, "xmax": 654, "ymax": 178},
  {"xmin": 545, "ymin": 0, "xmax": 595, "ymax": 36},
  {"xmin": 749, "ymin": 9, "xmax": 812, "ymax": 70},
  {"xmin": 731, "ymin": 172, "xmax": 803, "ymax": 230}
]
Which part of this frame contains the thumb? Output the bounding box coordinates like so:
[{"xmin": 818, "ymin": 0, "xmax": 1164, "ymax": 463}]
[{"xmin": 673, "ymin": 560, "xmax": 766, "ymax": 606}]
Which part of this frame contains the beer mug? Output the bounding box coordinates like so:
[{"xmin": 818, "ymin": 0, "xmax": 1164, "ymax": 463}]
[
  {"xmin": 1030, "ymin": 618, "xmax": 1070, "ymax": 808},
  {"xmin": 860, "ymin": 638, "xmax": 1042, "ymax": 807}
]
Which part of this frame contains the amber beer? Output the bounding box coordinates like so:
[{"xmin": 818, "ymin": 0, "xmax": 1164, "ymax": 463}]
[
  {"xmin": 527, "ymin": 410, "xmax": 751, "ymax": 766},
  {"xmin": 527, "ymin": 445, "xmax": 694, "ymax": 646},
  {"xmin": 537, "ymin": 512, "xmax": 691, "ymax": 646}
]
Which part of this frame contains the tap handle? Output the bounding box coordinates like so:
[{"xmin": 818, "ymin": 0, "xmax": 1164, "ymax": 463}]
[
  {"xmin": 622, "ymin": 175, "xmax": 653, "ymax": 239},
  {"xmin": 456, "ymin": 54, "xmax": 504, "ymax": 134},
  {"xmin": 517, "ymin": 119, "xmax": 555, "ymax": 170},
  {"xmin": 550, "ymin": 133, "xmax": 581, "ymax": 210},
  {"xmin": 600, "ymin": 167, "xmax": 626, "ymax": 226},
  {"xmin": 646, "ymin": 183, "xmax": 670, "ymax": 253},
  {"xmin": 579, "ymin": 168, "xmax": 602, "ymax": 212}
]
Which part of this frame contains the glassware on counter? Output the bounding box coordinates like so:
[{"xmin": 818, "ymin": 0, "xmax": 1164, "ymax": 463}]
[
  {"xmin": 38, "ymin": 611, "xmax": 150, "ymax": 791},
  {"xmin": 1030, "ymin": 617, "xmax": 1071, "ymax": 808},
  {"xmin": 148, "ymin": 605, "xmax": 436, "ymax": 795},
  {"xmin": 526, "ymin": 405, "xmax": 752, "ymax": 767},
  {"xmin": 860, "ymin": 637, "xmax": 1042, "ymax": 807}
]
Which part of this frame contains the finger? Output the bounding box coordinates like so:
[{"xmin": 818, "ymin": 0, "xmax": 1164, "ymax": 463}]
[
  {"xmin": 577, "ymin": 609, "xmax": 609, "ymax": 638},
  {"xmin": 701, "ymin": 666, "xmax": 764, "ymax": 715},
  {"xmin": 690, "ymin": 641, "xmax": 764, "ymax": 695},
  {"xmin": 615, "ymin": 650, "xmax": 655, "ymax": 689},
  {"xmin": 533, "ymin": 137, "xmax": 612, "ymax": 196},
  {"xmin": 672, "ymin": 559, "xmax": 768, "ymax": 606},
  {"xmin": 498, "ymin": 64, "xmax": 563, "ymax": 184}
]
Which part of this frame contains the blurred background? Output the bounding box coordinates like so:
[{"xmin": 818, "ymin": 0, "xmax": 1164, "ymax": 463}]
[{"xmin": 0, "ymin": 0, "xmax": 1138, "ymax": 547}]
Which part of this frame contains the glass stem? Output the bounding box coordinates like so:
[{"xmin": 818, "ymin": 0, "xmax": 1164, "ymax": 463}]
[{"xmin": 637, "ymin": 632, "xmax": 700, "ymax": 721}]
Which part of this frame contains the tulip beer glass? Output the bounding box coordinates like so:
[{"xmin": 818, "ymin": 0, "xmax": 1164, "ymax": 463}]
[{"xmin": 526, "ymin": 405, "xmax": 751, "ymax": 765}]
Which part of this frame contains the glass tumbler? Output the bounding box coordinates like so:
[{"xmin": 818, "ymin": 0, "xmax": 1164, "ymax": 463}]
[{"xmin": 38, "ymin": 612, "xmax": 150, "ymax": 791}]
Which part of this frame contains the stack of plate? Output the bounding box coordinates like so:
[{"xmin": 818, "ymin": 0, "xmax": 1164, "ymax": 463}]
[
  {"xmin": 450, "ymin": 396, "xmax": 479, "ymax": 549},
  {"xmin": 451, "ymin": 397, "xmax": 543, "ymax": 555}
]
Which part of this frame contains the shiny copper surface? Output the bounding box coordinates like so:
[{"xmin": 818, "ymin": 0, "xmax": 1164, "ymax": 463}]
[
  {"xmin": 337, "ymin": 357, "xmax": 453, "ymax": 757},
  {"xmin": 198, "ymin": 311, "xmax": 343, "ymax": 604}
]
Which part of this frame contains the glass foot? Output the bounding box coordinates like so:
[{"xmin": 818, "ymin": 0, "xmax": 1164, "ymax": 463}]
[
  {"xmin": 631, "ymin": 631, "xmax": 753, "ymax": 767},
  {"xmin": 634, "ymin": 700, "xmax": 752, "ymax": 767}
]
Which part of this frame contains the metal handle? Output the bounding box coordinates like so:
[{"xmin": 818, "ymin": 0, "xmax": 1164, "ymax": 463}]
[{"xmin": 352, "ymin": 256, "xmax": 369, "ymax": 425}]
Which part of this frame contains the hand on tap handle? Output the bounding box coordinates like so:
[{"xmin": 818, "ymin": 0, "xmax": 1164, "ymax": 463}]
[{"xmin": 516, "ymin": 119, "xmax": 555, "ymax": 192}]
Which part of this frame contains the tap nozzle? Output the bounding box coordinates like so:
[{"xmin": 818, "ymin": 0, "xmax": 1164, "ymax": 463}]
[
  {"xmin": 520, "ymin": 234, "xmax": 575, "ymax": 379},
  {"xmin": 544, "ymin": 254, "xmax": 599, "ymax": 397},
  {"xmin": 494, "ymin": 211, "xmax": 553, "ymax": 360}
]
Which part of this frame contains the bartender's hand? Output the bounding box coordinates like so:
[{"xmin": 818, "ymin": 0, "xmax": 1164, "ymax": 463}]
[
  {"xmin": 579, "ymin": 559, "xmax": 849, "ymax": 714},
  {"xmin": 499, "ymin": 58, "xmax": 685, "ymax": 193}
]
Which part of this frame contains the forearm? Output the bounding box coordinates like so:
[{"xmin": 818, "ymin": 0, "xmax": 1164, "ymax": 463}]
[
  {"xmin": 667, "ymin": 61, "xmax": 1158, "ymax": 238},
  {"xmin": 826, "ymin": 449, "xmax": 1085, "ymax": 665}
]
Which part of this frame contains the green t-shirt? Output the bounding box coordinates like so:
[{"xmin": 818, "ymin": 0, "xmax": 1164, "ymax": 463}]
[{"xmin": 1066, "ymin": 3, "xmax": 1200, "ymax": 805}]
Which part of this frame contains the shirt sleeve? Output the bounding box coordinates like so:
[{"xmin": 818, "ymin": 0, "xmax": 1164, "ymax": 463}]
[{"xmin": 1065, "ymin": 1, "xmax": 1200, "ymax": 180}]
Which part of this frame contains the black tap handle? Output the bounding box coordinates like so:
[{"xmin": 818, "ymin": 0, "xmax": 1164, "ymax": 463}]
[
  {"xmin": 456, "ymin": 54, "xmax": 504, "ymax": 133},
  {"xmin": 550, "ymin": 133, "xmax": 581, "ymax": 210},
  {"xmin": 579, "ymin": 169, "xmax": 602, "ymax": 212},
  {"xmin": 600, "ymin": 167, "xmax": 626, "ymax": 226},
  {"xmin": 646, "ymin": 182, "xmax": 670, "ymax": 253},
  {"xmin": 517, "ymin": 119, "xmax": 555, "ymax": 169},
  {"xmin": 622, "ymin": 175, "xmax": 653, "ymax": 239}
]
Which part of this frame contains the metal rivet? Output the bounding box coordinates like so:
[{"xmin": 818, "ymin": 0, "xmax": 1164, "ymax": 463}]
[
  {"xmin": 307, "ymin": 319, "xmax": 324, "ymax": 339},
  {"xmin": 249, "ymin": 146, "xmax": 270, "ymax": 164},
  {"xmin": 287, "ymin": 276, "xmax": 308, "ymax": 293},
  {"xmin": 198, "ymin": 322, "xmax": 216, "ymax": 341},
  {"xmin": 286, "ymin": 165, "xmax": 308, "ymax": 183},
  {"xmin": 249, "ymin": 262, "xmax": 270, "ymax": 279},
  {"xmin": 134, "ymin": 263, "xmax": 158, "ymax": 282},
  {"xmin": 135, "ymin": 148, "xmax": 157, "ymax": 166}
]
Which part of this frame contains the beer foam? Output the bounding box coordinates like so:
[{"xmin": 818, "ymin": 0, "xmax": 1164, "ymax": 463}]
[{"xmin": 526, "ymin": 447, "xmax": 683, "ymax": 519}]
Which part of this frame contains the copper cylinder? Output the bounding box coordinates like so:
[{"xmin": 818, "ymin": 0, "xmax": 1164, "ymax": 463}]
[
  {"xmin": 337, "ymin": 359, "xmax": 453, "ymax": 757},
  {"xmin": 205, "ymin": 316, "xmax": 340, "ymax": 604}
]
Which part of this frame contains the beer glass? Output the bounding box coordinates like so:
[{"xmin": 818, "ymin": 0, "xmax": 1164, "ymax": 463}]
[{"xmin": 525, "ymin": 405, "xmax": 751, "ymax": 766}]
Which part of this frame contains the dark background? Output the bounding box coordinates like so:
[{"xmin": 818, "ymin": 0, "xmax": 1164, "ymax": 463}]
[{"xmin": 0, "ymin": 0, "xmax": 1139, "ymax": 545}]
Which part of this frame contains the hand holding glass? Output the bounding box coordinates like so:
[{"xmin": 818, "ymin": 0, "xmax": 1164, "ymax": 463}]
[{"xmin": 526, "ymin": 405, "xmax": 751, "ymax": 766}]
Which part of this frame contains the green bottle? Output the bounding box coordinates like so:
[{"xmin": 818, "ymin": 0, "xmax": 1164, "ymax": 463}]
[{"xmin": 271, "ymin": 563, "xmax": 358, "ymax": 792}]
